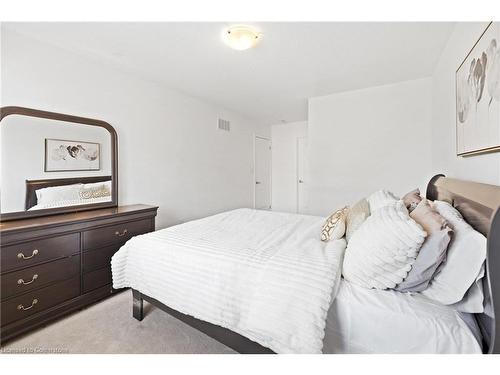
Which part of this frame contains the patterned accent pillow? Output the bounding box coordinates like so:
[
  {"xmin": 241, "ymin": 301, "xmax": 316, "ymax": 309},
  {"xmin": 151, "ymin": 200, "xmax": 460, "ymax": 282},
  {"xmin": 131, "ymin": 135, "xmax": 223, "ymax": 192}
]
[
  {"xmin": 402, "ymin": 188, "xmax": 422, "ymax": 212},
  {"xmin": 79, "ymin": 185, "xmax": 111, "ymax": 199},
  {"xmin": 321, "ymin": 207, "xmax": 348, "ymax": 242},
  {"xmin": 410, "ymin": 198, "xmax": 447, "ymax": 234}
]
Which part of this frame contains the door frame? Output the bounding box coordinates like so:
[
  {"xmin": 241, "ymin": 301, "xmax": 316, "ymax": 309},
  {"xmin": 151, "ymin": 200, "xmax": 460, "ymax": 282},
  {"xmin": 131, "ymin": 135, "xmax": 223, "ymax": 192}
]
[{"xmin": 253, "ymin": 134, "xmax": 272, "ymax": 209}]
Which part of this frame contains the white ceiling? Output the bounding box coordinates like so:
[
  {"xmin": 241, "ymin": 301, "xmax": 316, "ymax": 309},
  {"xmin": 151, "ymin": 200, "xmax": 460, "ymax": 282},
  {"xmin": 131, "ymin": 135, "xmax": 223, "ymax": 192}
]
[{"xmin": 3, "ymin": 22, "xmax": 454, "ymax": 124}]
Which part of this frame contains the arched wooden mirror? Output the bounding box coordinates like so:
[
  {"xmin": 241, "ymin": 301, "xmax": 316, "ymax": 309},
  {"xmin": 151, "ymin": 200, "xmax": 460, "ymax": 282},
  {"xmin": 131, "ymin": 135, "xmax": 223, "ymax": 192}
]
[{"xmin": 0, "ymin": 107, "xmax": 118, "ymax": 221}]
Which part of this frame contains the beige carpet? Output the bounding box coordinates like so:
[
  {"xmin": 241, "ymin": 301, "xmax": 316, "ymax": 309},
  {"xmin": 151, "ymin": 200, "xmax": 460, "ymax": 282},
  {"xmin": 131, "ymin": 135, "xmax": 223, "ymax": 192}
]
[{"xmin": 1, "ymin": 290, "xmax": 235, "ymax": 354}]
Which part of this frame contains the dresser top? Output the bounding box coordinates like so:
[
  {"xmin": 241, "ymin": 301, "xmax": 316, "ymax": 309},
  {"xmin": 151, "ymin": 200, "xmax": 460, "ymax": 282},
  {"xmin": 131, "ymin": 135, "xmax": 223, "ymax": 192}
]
[{"xmin": 0, "ymin": 204, "xmax": 158, "ymax": 233}]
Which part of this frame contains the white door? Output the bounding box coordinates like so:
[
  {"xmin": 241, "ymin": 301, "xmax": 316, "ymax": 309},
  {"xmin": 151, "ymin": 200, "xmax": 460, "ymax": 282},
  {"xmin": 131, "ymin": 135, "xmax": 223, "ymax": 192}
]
[
  {"xmin": 297, "ymin": 136, "xmax": 308, "ymax": 213},
  {"xmin": 254, "ymin": 136, "xmax": 272, "ymax": 210}
]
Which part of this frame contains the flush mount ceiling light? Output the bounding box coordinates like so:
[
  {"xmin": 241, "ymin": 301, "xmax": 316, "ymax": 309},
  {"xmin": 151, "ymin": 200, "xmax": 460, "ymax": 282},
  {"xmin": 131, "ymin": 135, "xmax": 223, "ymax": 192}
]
[{"xmin": 222, "ymin": 25, "xmax": 262, "ymax": 51}]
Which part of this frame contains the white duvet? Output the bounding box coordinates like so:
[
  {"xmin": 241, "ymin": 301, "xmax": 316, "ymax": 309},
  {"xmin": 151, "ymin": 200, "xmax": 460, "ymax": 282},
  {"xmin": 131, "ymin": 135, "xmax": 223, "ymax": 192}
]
[{"xmin": 112, "ymin": 208, "xmax": 346, "ymax": 353}]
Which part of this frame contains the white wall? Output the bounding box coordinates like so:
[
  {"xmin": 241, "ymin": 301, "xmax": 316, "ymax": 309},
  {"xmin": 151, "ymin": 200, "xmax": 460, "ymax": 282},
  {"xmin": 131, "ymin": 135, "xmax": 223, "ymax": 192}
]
[
  {"xmin": 431, "ymin": 22, "xmax": 500, "ymax": 185},
  {"xmin": 270, "ymin": 121, "xmax": 307, "ymax": 213},
  {"xmin": 1, "ymin": 29, "xmax": 269, "ymax": 228},
  {"xmin": 307, "ymin": 78, "xmax": 433, "ymax": 216}
]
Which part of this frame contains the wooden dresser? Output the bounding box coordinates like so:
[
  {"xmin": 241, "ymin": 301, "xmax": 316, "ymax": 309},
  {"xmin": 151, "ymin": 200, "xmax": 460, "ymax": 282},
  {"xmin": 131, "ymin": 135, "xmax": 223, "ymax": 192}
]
[{"xmin": 0, "ymin": 204, "xmax": 158, "ymax": 343}]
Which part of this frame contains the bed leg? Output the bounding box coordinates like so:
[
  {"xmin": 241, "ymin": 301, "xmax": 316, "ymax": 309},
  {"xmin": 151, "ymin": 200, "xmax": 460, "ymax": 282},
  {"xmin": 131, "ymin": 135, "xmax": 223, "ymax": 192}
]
[{"xmin": 132, "ymin": 289, "xmax": 144, "ymax": 321}]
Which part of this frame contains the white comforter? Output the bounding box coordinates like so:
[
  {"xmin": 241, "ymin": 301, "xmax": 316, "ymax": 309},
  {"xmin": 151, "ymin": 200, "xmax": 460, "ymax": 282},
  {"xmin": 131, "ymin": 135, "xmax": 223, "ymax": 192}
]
[{"xmin": 112, "ymin": 208, "xmax": 346, "ymax": 353}]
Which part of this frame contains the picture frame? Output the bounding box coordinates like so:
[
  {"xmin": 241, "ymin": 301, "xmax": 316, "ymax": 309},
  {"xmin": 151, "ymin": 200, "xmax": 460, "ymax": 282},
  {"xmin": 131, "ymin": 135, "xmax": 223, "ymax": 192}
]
[
  {"xmin": 456, "ymin": 22, "xmax": 500, "ymax": 157},
  {"xmin": 45, "ymin": 138, "xmax": 101, "ymax": 172}
]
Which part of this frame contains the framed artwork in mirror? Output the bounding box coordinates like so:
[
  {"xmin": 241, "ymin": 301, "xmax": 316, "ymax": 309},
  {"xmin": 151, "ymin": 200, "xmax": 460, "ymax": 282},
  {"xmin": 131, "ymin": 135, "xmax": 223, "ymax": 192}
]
[
  {"xmin": 456, "ymin": 22, "xmax": 500, "ymax": 156},
  {"xmin": 45, "ymin": 138, "xmax": 101, "ymax": 172}
]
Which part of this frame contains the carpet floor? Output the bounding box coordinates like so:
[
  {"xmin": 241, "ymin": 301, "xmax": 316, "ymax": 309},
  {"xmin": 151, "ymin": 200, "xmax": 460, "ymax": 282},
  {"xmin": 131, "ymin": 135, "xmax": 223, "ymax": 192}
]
[{"xmin": 1, "ymin": 290, "xmax": 235, "ymax": 354}]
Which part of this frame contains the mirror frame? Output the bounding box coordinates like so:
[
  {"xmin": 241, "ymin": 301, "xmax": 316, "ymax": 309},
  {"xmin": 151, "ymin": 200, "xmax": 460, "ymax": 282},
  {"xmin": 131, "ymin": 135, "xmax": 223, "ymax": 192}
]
[{"xmin": 0, "ymin": 106, "xmax": 118, "ymax": 221}]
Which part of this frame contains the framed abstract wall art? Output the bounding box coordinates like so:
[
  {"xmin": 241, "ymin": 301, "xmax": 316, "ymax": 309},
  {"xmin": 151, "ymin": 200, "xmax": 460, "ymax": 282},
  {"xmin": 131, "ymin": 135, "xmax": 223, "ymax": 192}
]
[
  {"xmin": 45, "ymin": 138, "xmax": 100, "ymax": 172},
  {"xmin": 456, "ymin": 22, "xmax": 500, "ymax": 156}
]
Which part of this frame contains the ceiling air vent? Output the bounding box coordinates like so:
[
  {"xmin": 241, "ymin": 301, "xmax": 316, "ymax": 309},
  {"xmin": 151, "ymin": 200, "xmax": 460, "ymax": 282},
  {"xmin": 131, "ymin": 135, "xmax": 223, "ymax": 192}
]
[{"xmin": 218, "ymin": 118, "xmax": 231, "ymax": 132}]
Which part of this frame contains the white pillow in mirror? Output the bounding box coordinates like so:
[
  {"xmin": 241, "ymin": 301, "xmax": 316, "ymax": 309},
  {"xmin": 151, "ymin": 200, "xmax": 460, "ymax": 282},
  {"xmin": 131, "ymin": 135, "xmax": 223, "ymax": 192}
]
[
  {"xmin": 421, "ymin": 200, "xmax": 486, "ymax": 310},
  {"xmin": 82, "ymin": 180, "xmax": 112, "ymax": 190},
  {"xmin": 35, "ymin": 183, "xmax": 83, "ymax": 205}
]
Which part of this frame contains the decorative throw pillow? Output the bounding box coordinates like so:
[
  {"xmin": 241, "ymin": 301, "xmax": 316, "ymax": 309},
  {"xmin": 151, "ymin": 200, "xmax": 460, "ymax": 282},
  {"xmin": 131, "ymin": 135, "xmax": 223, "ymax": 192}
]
[
  {"xmin": 342, "ymin": 201, "xmax": 426, "ymax": 289},
  {"xmin": 395, "ymin": 227, "xmax": 452, "ymax": 292},
  {"xmin": 367, "ymin": 190, "xmax": 399, "ymax": 212},
  {"xmin": 409, "ymin": 199, "xmax": 447, "ymax": 234},
  {"xmin": 345, "ymin": 198, "xmax": 370, "ymax": 242},
  {"xmin": 402, "ymin": 188, "xmax": 422, "ymax": 212},
  {"xmin": 79, "ymin": 185, "xmax": 111, "ymax": 199},
  {"xmin": 321, "ymin": 207, "xmax": 348, "ymax": 242},
  {"xmin": 421, "ymin": 200, "xmax": 487, "ymax": 309}
]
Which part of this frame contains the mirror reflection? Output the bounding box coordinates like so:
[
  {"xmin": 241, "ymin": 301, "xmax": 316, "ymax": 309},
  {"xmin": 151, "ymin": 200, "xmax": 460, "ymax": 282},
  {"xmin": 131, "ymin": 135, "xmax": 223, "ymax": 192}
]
[{"xmin": 1, "ymin": 114, "xmax": 113, "ymax": 214}]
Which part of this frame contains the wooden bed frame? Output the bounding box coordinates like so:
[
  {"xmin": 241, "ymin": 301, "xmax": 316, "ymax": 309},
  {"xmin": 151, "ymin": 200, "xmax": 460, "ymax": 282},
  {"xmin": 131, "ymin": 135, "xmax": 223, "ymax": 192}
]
[{"xmin": 131, "ymin": 174, "xmax": 500, "ymax": 354}]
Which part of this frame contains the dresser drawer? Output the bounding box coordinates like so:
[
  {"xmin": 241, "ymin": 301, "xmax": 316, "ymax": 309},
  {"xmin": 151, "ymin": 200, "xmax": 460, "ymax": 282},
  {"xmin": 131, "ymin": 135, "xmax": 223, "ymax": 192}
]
[
  {"xmin": 1, "ymin": 256, "xmax": 80, "ymax": 300},
  {"xmin": 1, "ymin": 233, "xmax": 80, "ymax": 273},
  {"xmin": 82, "ymin": 219, "xmax": 151, "ymax": 250},
  {"xmin": 83, "ymin": 267, "xmax": 112, "ymax": 293},
  {"xmin": 1, "ymin": 277, "xmax": 80, "ymax": 326},
  {"xmin": 83, "ymin": 244, "xmax": 120, "ymax": 273}
]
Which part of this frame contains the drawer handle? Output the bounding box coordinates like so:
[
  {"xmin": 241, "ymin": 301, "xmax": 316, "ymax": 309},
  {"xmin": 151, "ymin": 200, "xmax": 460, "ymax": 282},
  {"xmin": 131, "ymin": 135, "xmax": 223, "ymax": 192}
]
[
  {"xmin": 17, "ymin": 274, "xmax": 39, "ymax": 285},
  {"xmin": 17, "ymin": 298, "xmax": 38, "ymax": 311},
  {"xmin": 17, "ymin": 249, "xmax": 39, "ymax": 260},
  {"xmin": 115, "ymin": 229, "xmax": 128, "ymax": 237}
]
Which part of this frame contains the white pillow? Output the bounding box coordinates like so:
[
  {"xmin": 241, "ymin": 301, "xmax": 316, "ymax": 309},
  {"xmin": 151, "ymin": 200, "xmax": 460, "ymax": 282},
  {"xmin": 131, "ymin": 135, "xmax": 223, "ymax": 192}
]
[
  {"xmin": 342, "ymin": 200, "xmax": 426, "ymax": 289},
  {"xmin": 35, "ymin": 183, "xmax": 83, "ymax": 205},
  {"xmin": 82, "ymin": 180, "xmax": 112, "ymax": 190},
  {"xmin": 421, "ymin": 200, "xmax": 486, "ymax": 311},
  {"xmin": 449, "ymin": 264, "xmax": 485, "ymax": 313},
  {"xmin": 367, "ymin": 190, "xmax": 399, "ymax": 212},
  {"xmin": 345, "ymin": 198, "xmax": 370, "ymax": 242}
]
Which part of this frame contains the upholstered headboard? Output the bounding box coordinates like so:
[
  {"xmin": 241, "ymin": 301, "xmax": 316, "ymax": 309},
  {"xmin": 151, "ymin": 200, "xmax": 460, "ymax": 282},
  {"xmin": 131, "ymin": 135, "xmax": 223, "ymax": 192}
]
[
  {"xmin": 25, "ymin": 176, "xmax": 112, "ymax": 210},
  {"xmin": 426, "ymin": 174, "xmax": 500, "ymax": 354}
]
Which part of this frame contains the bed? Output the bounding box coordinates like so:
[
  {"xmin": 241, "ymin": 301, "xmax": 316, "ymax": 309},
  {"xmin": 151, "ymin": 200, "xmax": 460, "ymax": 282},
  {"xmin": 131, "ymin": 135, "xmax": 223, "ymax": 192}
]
[
  {"xmin": 111, "ymin": 175, "xmax": 500, "ymax": 354},
  {"xmin": 25, "ymin": 176, "xmax": 112, "ymax": 210}
]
